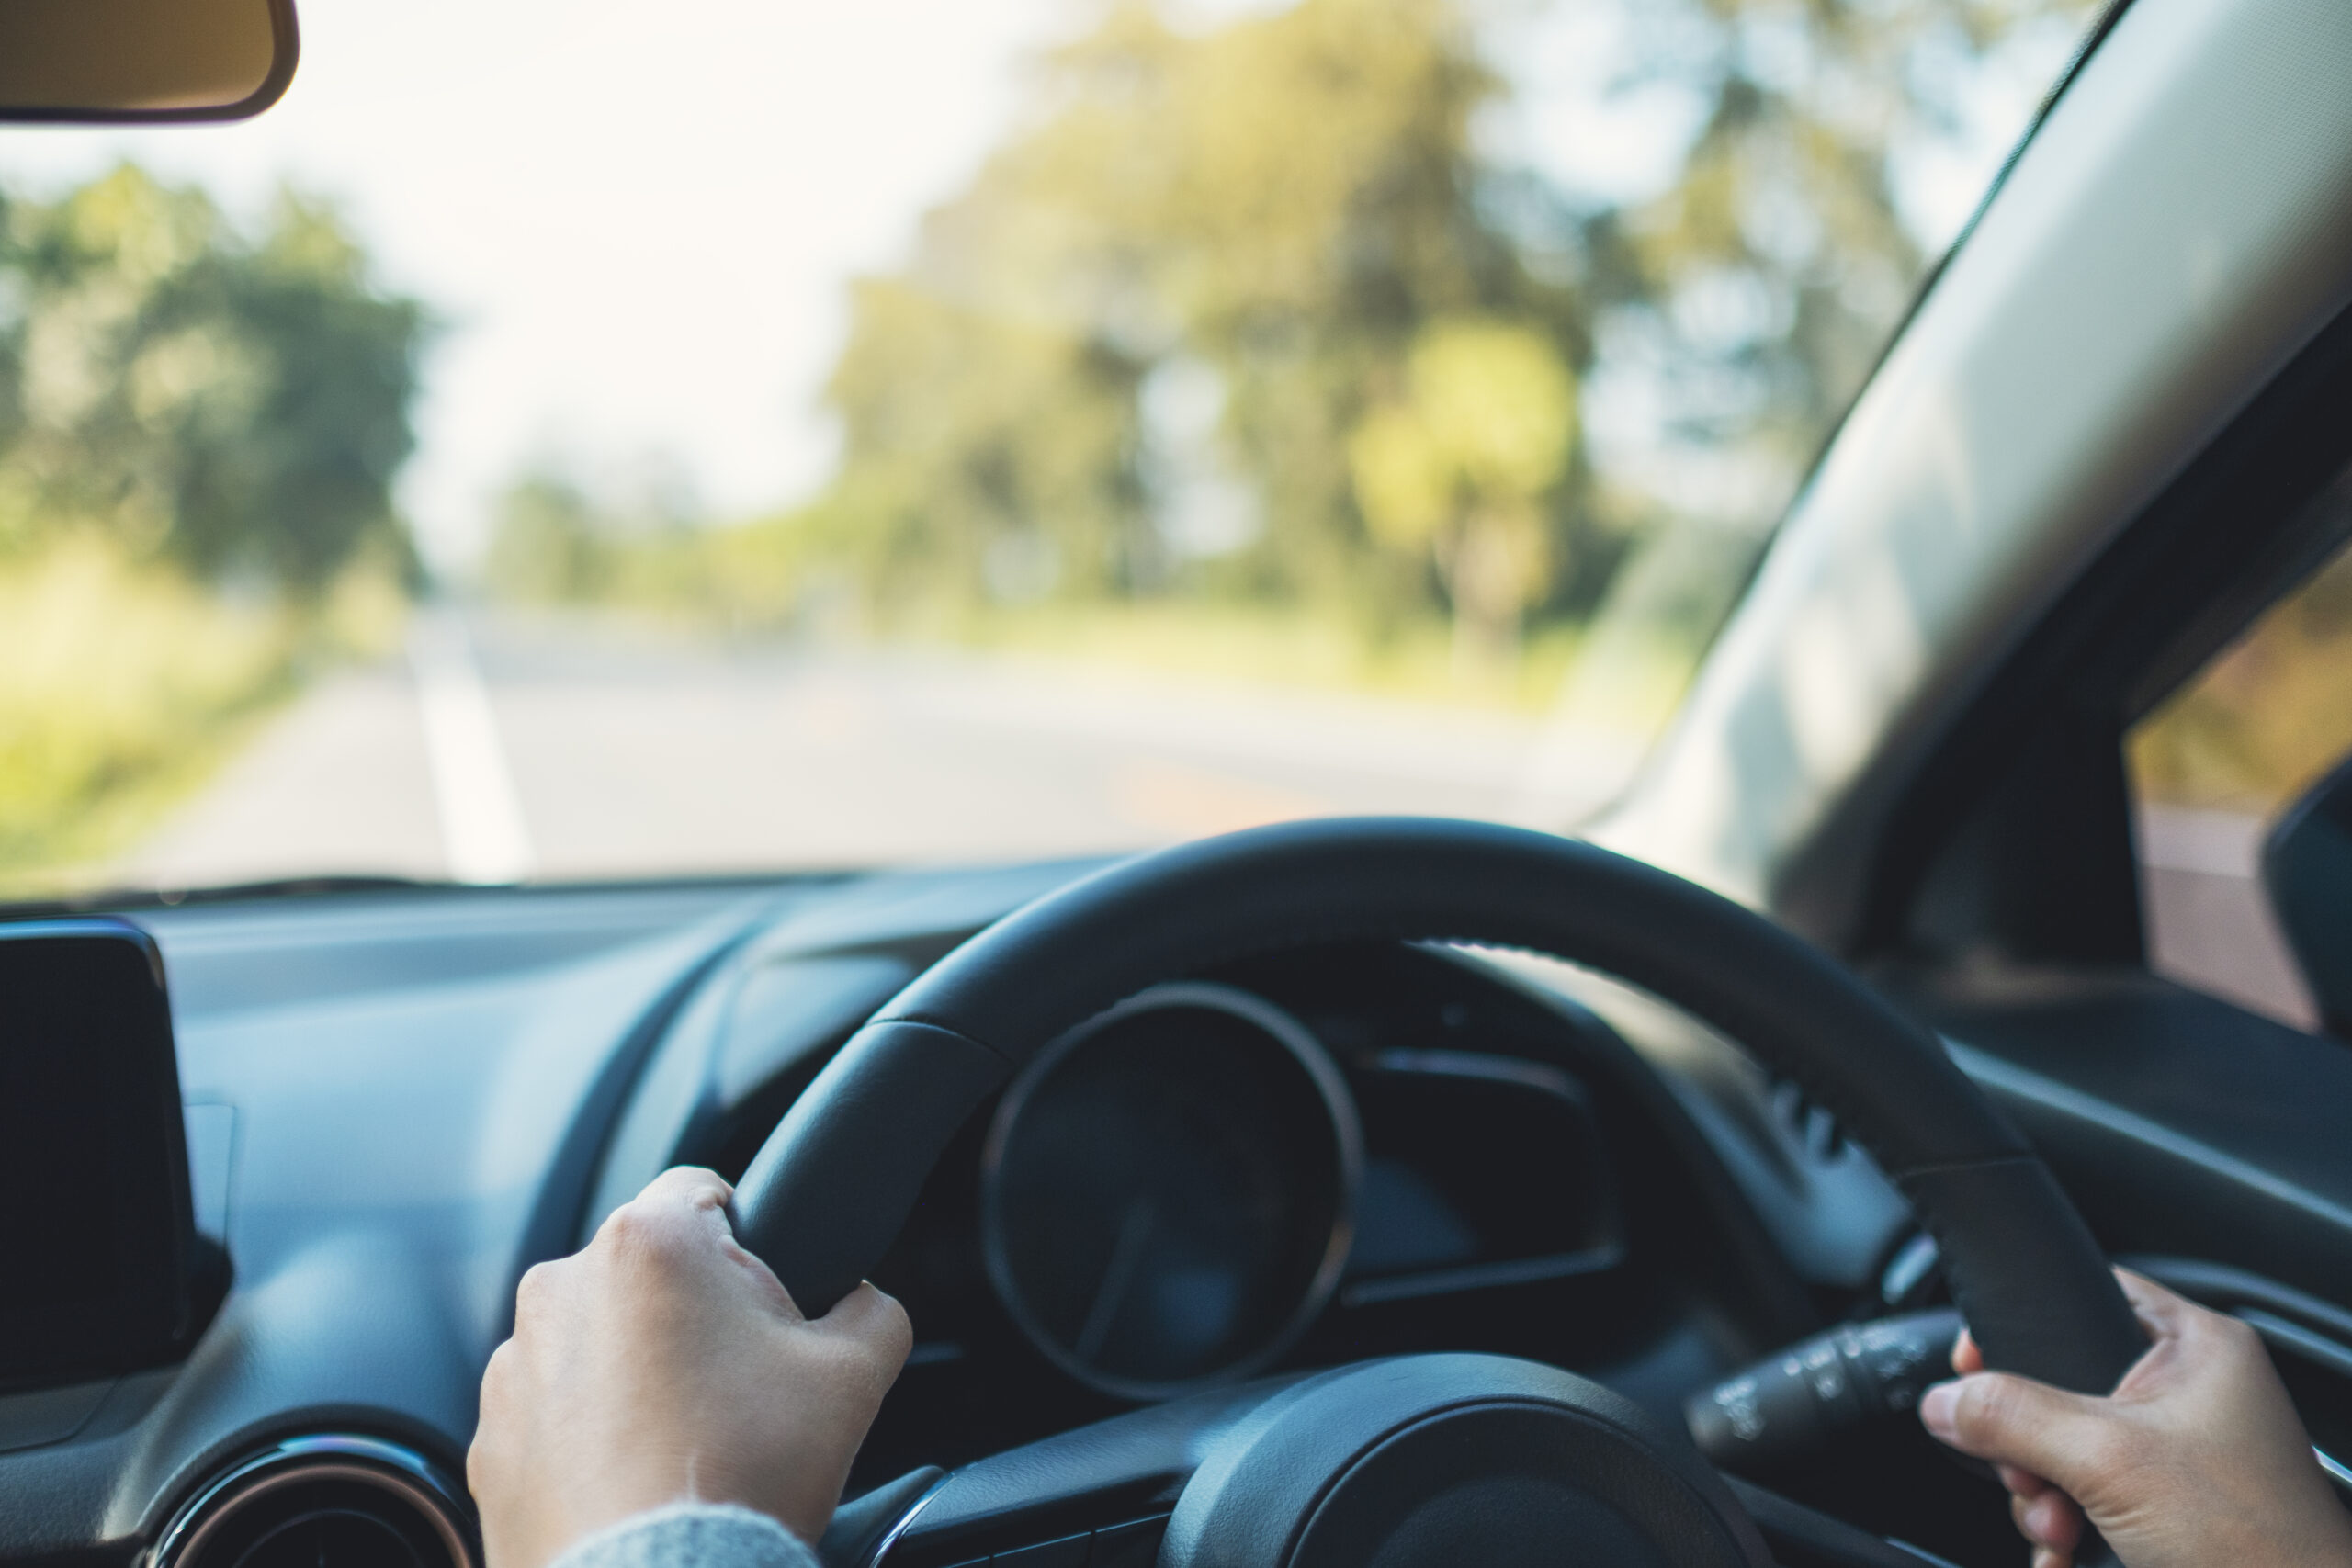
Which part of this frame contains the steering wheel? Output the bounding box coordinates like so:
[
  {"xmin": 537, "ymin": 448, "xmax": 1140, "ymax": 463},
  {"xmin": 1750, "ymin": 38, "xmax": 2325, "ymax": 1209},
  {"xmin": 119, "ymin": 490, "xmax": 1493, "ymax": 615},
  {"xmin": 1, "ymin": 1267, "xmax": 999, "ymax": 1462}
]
[{"xmin": 728, "ymin": 818, "xmax": 2145, "ymax": 1567}]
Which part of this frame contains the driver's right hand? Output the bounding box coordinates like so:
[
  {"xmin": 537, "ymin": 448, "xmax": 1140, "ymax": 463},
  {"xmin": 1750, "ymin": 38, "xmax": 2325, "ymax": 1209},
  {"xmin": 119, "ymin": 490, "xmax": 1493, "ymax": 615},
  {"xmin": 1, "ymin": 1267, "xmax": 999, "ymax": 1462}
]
[{"xmin": 1919, "ymin": 1269, "xmax": 2352, "ymax": 1568}]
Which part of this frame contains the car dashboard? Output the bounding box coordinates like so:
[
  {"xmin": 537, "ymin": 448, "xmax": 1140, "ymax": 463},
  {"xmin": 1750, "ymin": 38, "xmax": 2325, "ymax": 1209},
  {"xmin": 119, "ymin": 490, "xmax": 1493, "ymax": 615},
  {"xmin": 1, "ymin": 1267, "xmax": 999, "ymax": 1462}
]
[{"xmin": 6, "ymin": 863, "xmax": 2352, "ymax": 1568}]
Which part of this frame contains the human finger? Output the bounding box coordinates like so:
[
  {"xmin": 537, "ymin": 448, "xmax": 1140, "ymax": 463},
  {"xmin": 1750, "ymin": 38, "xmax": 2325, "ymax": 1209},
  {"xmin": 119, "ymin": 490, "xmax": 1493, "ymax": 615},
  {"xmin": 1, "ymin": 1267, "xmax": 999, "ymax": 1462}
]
[
  {"xmin": 620, "ymin": 1168, "xmax": 809, "ymax": 1321},
  {"xmin": 808, "ymin": 1280, "xmax": 914, "ymax": 1366},
  {"xmin": 2112, "ymin": 1269, "xmax": 2192, "ymax": 1345},
  {"xmin": 1996, "ymin": 1463, "xmax": 2051, "ymax": 1499},
  {"xmin": 2017, "ymin": 1486, "xmax": 2084, "ymax": 1553},
  {"xmin": 589, "ymin": 1168, "xmax": 732, "ymax": 1261},
  {"xmin": 1919, "ymin": 1371, "xmax": 2114, "ymax": 1494},
  {"xmin": 582, "ymin": 1172, "xmax": 757, "ymax": 1310},
  {"xmin": 510, "ymin": 1257, "xmax": 573, "ymax": 1332},
  {"xmin": 707, "ymin": 1226, "xmax": 804, "ymax": 1321},
  {"xmin": 1952, "ymin": 1328, "xmax": 1983, "ymax": 1375},
  {"xmin": 632, "ymin": 1165, "xmax": 734, "ymax": 1219}
]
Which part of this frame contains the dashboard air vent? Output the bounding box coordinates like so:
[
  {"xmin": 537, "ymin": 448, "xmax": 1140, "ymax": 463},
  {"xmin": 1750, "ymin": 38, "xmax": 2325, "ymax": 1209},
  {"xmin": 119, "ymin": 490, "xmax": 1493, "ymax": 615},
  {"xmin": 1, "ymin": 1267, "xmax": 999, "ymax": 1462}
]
[{"xmin": 154, "ymin": 1436, "xmax": 477, "ymax": 1568}]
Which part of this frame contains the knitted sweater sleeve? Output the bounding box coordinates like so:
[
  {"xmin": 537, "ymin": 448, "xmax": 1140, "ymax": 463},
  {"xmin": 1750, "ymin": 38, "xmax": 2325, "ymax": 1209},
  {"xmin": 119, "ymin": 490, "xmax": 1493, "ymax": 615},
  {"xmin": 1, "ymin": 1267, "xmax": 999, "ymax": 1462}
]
[{"xmin": 545, "ymin": 1504, "xmax": 823, "ymax": 1568}]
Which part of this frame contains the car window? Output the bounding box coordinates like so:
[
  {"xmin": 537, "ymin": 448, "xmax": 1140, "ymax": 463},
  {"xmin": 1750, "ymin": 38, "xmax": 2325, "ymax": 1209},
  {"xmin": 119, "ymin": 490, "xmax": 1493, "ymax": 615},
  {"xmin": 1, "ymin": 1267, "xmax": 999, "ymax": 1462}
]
[
  {"xmin": 0, "ymin": 0, "xmax": 2104, "ymax": 900},
  {"xmin": 2128, "ymin": 513, "xmax": 2352, "ymax": 1030}
]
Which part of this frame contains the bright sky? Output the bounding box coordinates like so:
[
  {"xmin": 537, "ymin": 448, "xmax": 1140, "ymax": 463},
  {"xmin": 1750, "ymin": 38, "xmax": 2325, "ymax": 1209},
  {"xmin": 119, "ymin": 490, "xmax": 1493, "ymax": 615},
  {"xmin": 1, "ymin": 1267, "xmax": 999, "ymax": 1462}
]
[
  {"xmin": 0, "ymin": 0, "xmax": 1075, "ymax": 566},
  {"xmin": 0, "ymin": 0, "xmax": 2077, "ymax": 569}
]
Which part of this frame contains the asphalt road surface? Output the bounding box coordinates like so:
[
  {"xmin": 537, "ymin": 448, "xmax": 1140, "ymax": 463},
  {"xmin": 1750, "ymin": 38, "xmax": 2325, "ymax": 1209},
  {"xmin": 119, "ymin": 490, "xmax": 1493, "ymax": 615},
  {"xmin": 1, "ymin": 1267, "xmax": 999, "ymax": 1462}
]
[
  {"xmin": 111, "ymin": 606, "xmax": 2323, "ymax": 1035},
  {"xmin": 117, "ymin": 607, "xmax": 1639, "ymax": 891}
]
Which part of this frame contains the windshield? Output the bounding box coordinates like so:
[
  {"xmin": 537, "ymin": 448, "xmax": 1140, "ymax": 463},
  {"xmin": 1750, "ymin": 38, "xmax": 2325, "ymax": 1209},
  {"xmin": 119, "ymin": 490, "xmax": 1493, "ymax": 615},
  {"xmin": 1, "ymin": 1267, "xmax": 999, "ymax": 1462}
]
[{"xmin": 0, "ymin": 0, "xmax": 2099, "ymax": 897}]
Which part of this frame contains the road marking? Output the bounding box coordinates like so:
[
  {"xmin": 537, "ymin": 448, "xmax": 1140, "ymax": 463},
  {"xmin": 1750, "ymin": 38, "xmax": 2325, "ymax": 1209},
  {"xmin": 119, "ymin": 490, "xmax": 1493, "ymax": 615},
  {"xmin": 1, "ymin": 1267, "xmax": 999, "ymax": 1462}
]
[{"xmin": 407, "ymin": 606, "xmax": 536, "ymax": 884}]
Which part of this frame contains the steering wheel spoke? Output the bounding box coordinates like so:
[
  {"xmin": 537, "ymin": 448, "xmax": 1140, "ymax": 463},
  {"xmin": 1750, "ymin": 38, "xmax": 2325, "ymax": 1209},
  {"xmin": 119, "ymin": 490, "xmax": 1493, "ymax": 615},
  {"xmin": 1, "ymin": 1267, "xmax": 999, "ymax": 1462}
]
[{"xmin": 831, "ymin": 1376, "xmax": 1298, "ymax": 1567}]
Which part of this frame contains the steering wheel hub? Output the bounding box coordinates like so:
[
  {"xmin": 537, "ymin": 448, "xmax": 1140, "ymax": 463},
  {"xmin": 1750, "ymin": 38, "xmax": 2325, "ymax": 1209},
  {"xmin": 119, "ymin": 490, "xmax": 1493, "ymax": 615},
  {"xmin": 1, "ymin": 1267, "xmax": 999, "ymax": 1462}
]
[{"xmin": 1160, "ymin": 1354, "xmax": 1767, "ymax": 1568}]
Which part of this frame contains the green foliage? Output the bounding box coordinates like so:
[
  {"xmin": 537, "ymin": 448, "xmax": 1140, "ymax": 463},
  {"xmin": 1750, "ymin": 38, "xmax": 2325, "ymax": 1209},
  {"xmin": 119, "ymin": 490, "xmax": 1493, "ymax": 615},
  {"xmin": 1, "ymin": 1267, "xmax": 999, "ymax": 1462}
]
[
  {"xmin": 823, "ymin": 273, "xmax": 1148, "ymax": 613},
  {"xmin": 482, "ymin": 462, "xmax": 831, "ymax": 634},
  {"xmin": 1528, "ymin": 0, "xmax": 2098, "ymax": 733},
  {"xmin": 0, "ymin": 536, "xmax": 411, "ymax": 886},
  {"xmin": 806, "ymin": 0, "xmax": 1593, "ymax": 639},
  {"xmin": 1605, "ymin": 0, "xmax": 2066, "ymax": 478},
  {"xmin": 0, "ymin": 164, "xmax": 428, "ymax": 595},
  {"xmin": 2132, "ymin": 537, "xmax": 2352, "ymax": 815},
  {"xmin": 0, "ymin": 164, "xmax": 428, "ymax": 889},
  {"xmin": 0, "ymin": 543, "xmax": 287, "ymax": 881},
  {"xmin": 485, "ymin": 470, "xmax": 611, "ymax": 603},
  {"xmin": 486, "ymin": 0, "xmax": 2098, "ymax": 690},
  {"xmin": 1350, "ymin": 317, "xmax": 1577, "ymax": 665}
]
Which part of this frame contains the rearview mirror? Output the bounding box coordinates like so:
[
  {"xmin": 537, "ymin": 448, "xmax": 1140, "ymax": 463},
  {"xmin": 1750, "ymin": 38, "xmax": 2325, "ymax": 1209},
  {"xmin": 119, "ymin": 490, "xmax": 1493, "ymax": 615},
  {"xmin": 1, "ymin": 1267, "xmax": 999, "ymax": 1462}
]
[
  {"xmin": 0, "ymin": 0, "xmax": 296, "ymax": 123},
  {"xmin": 2262, "ymin": 755, "xmax": 2352, "ymax": 1039}
]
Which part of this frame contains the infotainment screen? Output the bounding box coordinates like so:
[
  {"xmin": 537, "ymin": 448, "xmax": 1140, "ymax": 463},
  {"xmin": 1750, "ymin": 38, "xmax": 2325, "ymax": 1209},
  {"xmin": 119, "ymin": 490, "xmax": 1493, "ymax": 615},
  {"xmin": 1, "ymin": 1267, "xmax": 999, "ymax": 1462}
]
[{"xmin": 0, "ymin": 919, "xmax": 200, "ymax": 1392}]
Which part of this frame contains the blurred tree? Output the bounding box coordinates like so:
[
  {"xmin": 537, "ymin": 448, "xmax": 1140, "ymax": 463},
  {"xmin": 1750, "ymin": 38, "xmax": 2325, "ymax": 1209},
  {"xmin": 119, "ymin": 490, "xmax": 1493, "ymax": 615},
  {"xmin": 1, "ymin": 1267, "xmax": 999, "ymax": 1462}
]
[
  {"xmin": 1349, "ymin": 316, "xmax": 1577, "ymax": 671},
  {"xmin": 0, "ymin": 164, "xmax": 427, "ymax": 597},
  {"xmin": 484, "ymin": 469, "xmax": 611, "ymax": 604},
  {"xmin": 501, "ymin": 0, "xmax": 2097, "ymax": 693},
  {"xmin": 2132, "ymin": 537, "xmax": 2352, "ymax": 815},
  {"xmin": 1587, "ymin": 0, "xmax": 2101, "ymax": 569},
  {"xmin": 0, "ymin": 165, "xmax": 425, "ymax": 885},
  {"xmin": 821, "ymin": 274, "xmax": 1148, "ymax": 615},
  {"xmin": 1532, "ymin": 0, "xmax": 2097, "ymax": 737},
  {"xmin": 813, "ymin": 0, "xmax": 1594, "ymax": 649}
]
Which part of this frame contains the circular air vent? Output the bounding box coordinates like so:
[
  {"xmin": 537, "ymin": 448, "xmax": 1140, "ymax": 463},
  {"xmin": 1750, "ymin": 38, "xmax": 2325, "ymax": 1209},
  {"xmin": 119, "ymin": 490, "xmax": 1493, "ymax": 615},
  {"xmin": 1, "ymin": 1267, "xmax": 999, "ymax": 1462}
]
[{"xmin": 154, "ymin": 1436, "xmax": 477, "ymax": 1568}]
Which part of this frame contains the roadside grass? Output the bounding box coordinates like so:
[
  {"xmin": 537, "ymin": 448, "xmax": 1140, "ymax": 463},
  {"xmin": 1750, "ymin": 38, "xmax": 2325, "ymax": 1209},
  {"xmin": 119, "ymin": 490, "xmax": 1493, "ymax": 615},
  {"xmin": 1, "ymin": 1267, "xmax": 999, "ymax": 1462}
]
[
  {"xmin": 0, "ymin": 541, "xmax": 407, "ymax": 895},
  {"xmin": 940, "ymin": 601, "xmax": 1586, "ymax": 714},
  {"xmin": 508, "ymin": 563, "xmax": 1592, "ymax": 716}
]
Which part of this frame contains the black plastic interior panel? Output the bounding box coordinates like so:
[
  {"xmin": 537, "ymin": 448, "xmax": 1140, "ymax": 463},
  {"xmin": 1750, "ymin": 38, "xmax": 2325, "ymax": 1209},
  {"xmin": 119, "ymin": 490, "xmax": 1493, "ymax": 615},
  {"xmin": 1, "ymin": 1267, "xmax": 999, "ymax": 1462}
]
[
  {"xmin": 0, "ymin": 921, "xmax": 202, "ymax": 1393},
  {"xmin": 130, "ymin": 883, "xmax": 783, "ymax": 1017},
  {"xmin": 1780, "ymin": 300, "xmax": 2352, "ymax": 962},
  {"xmin": 1889, "ymin": 964, "xmax": 2352, "ymax": 1305},
  {"xmin": 0, "ymin": 864, "xmax": 1160, "ymax": 1568},
  {"xmin": 2265, "ymin": 756, "xmax": 2352, "ymax": 1038},
  {"xmin": 4, "ymin": 861, "xmax": 2350, "ymax": 1568},
  {"xmin": 0, "ymin": 887, "xmax": 787, "ymax": 1566}
]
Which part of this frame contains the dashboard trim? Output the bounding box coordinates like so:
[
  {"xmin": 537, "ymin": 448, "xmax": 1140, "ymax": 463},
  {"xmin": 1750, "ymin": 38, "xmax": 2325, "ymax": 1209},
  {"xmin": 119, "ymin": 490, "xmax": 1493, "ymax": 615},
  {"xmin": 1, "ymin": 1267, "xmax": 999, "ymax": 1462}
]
[
  {"xmin": 855, "ymin": 1471, "xmax": 954, "ymax": 1568},
  {"xmin": 1337, "ymin": 1246, "xmax": 1626, "ymax": 1310},
  {"xmin": 1335, "ymin": 1047, "xmax": 1627, "ymax": 1310}
]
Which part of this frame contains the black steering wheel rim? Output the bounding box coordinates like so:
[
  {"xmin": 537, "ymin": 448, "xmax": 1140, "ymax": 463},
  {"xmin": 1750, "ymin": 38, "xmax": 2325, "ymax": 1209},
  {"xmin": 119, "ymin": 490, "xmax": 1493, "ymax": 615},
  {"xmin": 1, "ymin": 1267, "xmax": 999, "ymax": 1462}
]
[{"xmin": 730, "ymin": 815, "xmax": 2143, "ymax": 1401}]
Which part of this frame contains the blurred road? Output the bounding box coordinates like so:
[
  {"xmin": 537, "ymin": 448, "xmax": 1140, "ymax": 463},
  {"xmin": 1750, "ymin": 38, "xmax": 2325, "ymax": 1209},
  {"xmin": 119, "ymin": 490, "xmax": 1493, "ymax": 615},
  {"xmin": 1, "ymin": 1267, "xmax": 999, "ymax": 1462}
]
[
  {"xmin": 109, "ymin": 606, "xmax": 2330, "ymax": 1040},
  {"xmin": 117, "ymin": 608, "xmax": 1641, "ymax": 889}
]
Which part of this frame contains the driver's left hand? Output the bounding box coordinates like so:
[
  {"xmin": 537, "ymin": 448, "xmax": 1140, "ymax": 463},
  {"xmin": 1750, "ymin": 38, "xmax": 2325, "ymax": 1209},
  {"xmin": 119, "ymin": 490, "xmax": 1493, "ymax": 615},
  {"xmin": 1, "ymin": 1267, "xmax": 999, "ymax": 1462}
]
[{"xmin": 469, "ymin": 1167, "xmax": 912, "ymax": 1568}]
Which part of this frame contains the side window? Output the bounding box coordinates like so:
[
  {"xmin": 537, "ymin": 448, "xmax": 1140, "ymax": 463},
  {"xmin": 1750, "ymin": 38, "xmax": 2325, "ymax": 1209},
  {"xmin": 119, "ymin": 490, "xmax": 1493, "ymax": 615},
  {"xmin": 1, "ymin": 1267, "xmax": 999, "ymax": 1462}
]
[{"xmin": 2126, "ymin": 531, "xmax": 2352, "ymax": 1031}]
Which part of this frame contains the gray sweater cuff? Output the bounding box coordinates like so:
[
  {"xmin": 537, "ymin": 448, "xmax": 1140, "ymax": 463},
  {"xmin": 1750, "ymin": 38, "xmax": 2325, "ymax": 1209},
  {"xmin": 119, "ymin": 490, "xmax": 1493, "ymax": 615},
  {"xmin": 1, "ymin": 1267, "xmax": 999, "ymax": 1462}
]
[{"xmin": 547, "ymin": 1503, "xmax": 821, "ymax": 1568}]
